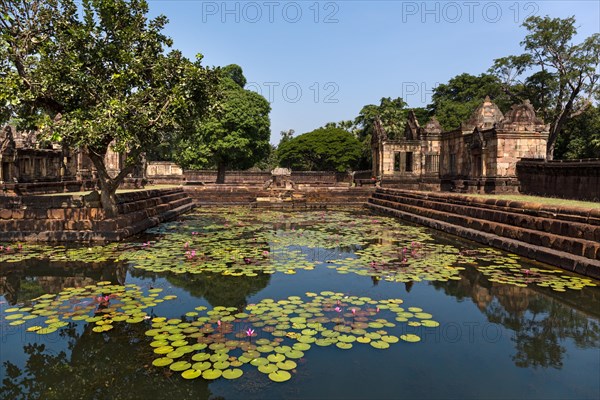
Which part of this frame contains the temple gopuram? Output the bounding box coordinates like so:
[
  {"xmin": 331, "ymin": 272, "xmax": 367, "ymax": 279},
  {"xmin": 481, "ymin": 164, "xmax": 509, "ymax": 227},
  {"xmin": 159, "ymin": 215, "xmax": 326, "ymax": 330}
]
[{"xmin": 371, "ymin": 97, "xmax": 549, "ymax": 193}]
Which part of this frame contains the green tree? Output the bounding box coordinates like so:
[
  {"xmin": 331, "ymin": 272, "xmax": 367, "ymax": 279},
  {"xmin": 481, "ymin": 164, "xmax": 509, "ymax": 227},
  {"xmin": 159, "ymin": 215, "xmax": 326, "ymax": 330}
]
[
  {"xmin": 278, "ymin": 129, "xmax": 295, "ymax": 146},
  {"xmin": 554, "ymin": 105, "xmax": 600, "ymax": 159},
  {"xmin": 411, "ymin": 107, "xmax": 431, "ymax": 127},
  {"xmin": 176, "ymin": 65, "xmax": 271, "ymax": 183},
  {"xmin": 352, "ymin": 97, "xmax": 408, "ymax": 170},
  {"xmin": 427, "ymin": 73, "xmax": 510, "ymax": 130},
  {"xmin": 355, "ymin": 97, "xmax": 408, "ymax": 141},
  {"xmin": 277, "ymin": 126, "xmax": 362, "ymax": 172},
  {"xmin": 0, "ymin": 0, "xmax": 215, "ymax": 216},
  {"xmin": 490, "ymin": 16, "xmax": 600, "ymax": 159}
]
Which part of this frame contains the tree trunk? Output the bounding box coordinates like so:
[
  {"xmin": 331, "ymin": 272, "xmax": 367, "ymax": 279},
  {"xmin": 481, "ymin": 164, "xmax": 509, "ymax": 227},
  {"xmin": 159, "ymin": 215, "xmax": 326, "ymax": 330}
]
[
  {"xmin": 98, "ymin": 176, "xmax": 119, "ymax": 217},
  {"xmin": 87, "ymin": 149, "xmax": 135, "ymax": 218},
  {"xmin": 546, "ymin": 143, "xmax": 555, "ymax": 160},
  {"xmin": 216, "ymin": 162, "xmax": 226, "ymax": 184}
]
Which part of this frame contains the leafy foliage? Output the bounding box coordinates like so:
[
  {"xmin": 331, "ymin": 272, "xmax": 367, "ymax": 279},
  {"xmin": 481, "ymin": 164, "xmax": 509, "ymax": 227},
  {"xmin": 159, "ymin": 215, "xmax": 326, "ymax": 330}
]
[
  {"xmin": 175, "ymin": 65, "xmax": 271, "ymax": 182},
  {"xmin": 354, "ymin": 97, "xmax": 408, "ymax": 141},
  {"xmin": 427, "ymin": 73, "xmax": 510, "ymax": 131},
  {"xmin": 277, "ymin": 126, "xmax": 362, "ymax": 171},
  {"xmin": 0, "ymin": 0, "xmax": 216, "ymax": 215},
  {"xmin": 554, "ymin": 105, "xmax": 600, "ymax": 159},
  {"xmin": 490, "ymin": 15, "xmax": 600, "ymax": 159}
]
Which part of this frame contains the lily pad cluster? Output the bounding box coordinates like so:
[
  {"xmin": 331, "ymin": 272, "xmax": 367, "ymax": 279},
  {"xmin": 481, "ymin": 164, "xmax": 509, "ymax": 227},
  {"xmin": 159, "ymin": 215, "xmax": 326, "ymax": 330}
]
[
  {"xmin": 0, "ymin": 242, "xmax": 126, "ymax": 264},
  {"xmin": 2, "ymin": 208, "xmax": 598, "ymax": 292},
  {"xmin": 462, "ymin": 249, "xmax": 598, "ymax": 291},
  {"xmin": 118, "ymin": 208, "xmax": 598, "ymax": 291},
  {"xmin": 147, "ymin": 291, "xmax": 438, "ymax": 382},
  {"xmin": 1, "ymin": 282, "xmax": 175, "ymax": 334}
]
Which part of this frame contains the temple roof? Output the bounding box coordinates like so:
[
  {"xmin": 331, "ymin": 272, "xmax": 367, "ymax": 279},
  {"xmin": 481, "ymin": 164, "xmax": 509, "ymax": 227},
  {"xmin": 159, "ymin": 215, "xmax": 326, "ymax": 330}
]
[
  {"xmin": 404, "ymin": 110, "xmax": 421, "ymax": 140},
  {"xmin": 497, "ymin": 100, "xmax": 549, "ymax": 132},
  {"xmin": 423, "ymin": 117, "xmax": 443, "ymax": 135},
  {"xmin": 461, "ymin": 96, "xmax": 504, "ymax": 132}
]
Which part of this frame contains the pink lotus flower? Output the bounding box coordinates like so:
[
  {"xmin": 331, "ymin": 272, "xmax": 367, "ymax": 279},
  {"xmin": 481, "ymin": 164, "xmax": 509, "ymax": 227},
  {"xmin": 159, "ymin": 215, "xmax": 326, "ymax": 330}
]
[
  {"xmin": 246, "ymin": 328, "xmax": 255, "ymax": 336},
  {"xmin": 217, "ymin": 320, "xmax": 221, "ymax": 327},
  {"xmin": 262, "ymin": 250, "xmax": 269, "ymax": 256},
  {"xmin": 376, "ymin": 307, "xmax": 380, "ymax": 313},
  {"xmin": 351, "ymin": 308, "xmax": 356, "ymax": 315},
  {"xmin": 184, "ymin": 242, "xmax": 189, "ymax": 249},
  {"xmin": 334, "ymin": 306, "xmax": 342, "ymax": 313}
]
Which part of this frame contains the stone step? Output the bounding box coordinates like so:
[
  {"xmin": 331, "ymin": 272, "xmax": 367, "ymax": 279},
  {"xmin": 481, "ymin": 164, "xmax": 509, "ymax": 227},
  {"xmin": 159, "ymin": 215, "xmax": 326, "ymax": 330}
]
[
  {"xmin": 0, "ymin": 188, "xmax": 194, "ymax": 242},
  {"xmin": 367, "ymin": 201, "xmax": 600, "ymax": 279},
  {"xmin": 368, "ymin": 196, "xmax": 600, "ymax": 261},
  {"xmin": 372, "ymin": 191, "xmax": 600, "ymax": 242},
  {"xmin": 377, "ymin": 188, "xmax": 600, "ymax": 226},
  {"xmin": 117, "ymin": 191, "xmax": 187, "ymax": 214}
]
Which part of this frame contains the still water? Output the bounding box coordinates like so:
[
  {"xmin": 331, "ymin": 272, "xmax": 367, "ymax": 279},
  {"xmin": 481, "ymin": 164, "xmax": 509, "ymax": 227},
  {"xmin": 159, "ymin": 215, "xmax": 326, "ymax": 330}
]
[{"xmin": 1, "ymin": 207, "xmax": 599, "ymax": 400}]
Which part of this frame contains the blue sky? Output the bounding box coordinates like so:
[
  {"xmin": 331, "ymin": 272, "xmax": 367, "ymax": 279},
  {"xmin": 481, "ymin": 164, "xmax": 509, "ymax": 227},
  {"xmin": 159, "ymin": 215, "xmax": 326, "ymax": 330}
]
[{"xmin": 147, "ymin": 1, "xmax": 600, "ymax": 144}]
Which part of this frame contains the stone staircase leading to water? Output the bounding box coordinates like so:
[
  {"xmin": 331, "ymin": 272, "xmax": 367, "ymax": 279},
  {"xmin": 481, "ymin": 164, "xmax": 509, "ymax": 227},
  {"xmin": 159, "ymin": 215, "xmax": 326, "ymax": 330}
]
[
  {"xmin": 367, "ymin": 188, "xmax": 600, "ymax": 279},
  {"xmin": 0, "ymin": 187, "xmax": 194, "ymax": 242}
]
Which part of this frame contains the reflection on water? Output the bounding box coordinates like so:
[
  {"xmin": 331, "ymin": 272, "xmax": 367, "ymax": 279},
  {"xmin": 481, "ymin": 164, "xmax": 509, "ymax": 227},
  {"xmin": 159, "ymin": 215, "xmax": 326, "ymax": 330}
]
[
  {"xmin": 0, "ymin": 261, "xmax": 127, "ymax": 305},
  {"xmin": 130, "ymin": 269, "xmax": 271, "ymax": 309},
  {"xmin": 1, "ymin": 209, "xmax": 599, "ymax": 400},
  {"xmin": 1, "ymin": 321, "xmax": 212, "ymax": 400},
  {"xmin": 431, "ymin": 267, "xmax": 600, "ymax": 369}
]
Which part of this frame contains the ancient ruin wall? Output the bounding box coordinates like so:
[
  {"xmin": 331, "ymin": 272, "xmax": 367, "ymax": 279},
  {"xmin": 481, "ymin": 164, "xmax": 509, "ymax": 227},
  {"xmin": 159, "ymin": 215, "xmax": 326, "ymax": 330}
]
[{"xmin": 517, "ymin": 159, "xmax": 600, "ymax": 201}]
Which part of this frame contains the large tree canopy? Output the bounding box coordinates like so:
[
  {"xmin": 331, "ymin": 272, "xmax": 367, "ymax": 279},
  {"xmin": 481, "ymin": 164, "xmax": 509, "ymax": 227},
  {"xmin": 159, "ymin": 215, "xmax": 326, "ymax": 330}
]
[
  {"xmin": 490, "ymin": 15, "xmax": 600, "ymax": 159},
  {"xmin": 175, "ymin": 65, "xmax": 271, "ymax": 183},
  {"xmin": 0, "ymin": 0, "xmax": 215, "ymax": 215},
  {"xmin": 554, "ymin": 105, "xmax": 600, "ymax": 159},
  {"xmin": 427, "ymin": 73, "xmax": 511, "ymax": 131},
  {"xmin": 277, "ymin": 126, "xmax": 362, "ymax": 172},
  {"xmin": 354, "ymin": 97, "xmax": 408, "ymax": 141}
]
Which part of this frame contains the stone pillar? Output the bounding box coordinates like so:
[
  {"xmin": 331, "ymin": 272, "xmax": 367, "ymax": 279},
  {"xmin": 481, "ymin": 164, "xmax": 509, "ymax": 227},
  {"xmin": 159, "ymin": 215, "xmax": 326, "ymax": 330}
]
[{"xmin": 481, "ymin": 150, "xmax": 487, "ymax": 177}]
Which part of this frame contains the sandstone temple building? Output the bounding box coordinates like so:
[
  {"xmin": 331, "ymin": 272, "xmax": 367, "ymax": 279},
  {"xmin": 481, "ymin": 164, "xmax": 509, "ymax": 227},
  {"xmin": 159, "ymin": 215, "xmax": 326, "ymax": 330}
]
[
  {"xmin": 371, "ymin": 97, "xmax": 549, "ymax": 193},
  {"xmin": 0, "ymin": 125, "xmax": 128, "ymax": 187}
]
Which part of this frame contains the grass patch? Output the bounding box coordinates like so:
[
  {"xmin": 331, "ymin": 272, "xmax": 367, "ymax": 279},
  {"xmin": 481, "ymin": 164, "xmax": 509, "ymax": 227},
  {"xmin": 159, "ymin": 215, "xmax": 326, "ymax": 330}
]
[{"xmin": 462, "ymin": 193, "xmax": 600, "ymax": 210}]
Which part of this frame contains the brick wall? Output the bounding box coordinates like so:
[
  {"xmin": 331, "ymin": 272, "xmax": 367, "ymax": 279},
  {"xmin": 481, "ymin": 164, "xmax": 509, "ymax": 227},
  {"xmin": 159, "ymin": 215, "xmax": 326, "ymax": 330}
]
[
  {"xmin": 517, "ymin": 159, "xmax": 600, "ymax": 201},
  {"xmin": 183, "ymin": 170, "xmax": 352, "ymax": 185}
]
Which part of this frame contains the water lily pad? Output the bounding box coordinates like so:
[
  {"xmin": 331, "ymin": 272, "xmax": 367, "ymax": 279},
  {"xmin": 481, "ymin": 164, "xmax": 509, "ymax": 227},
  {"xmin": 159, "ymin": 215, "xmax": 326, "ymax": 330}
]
[
  {"xmin": 370, "ymin": 340, "xmax": 390, "ymax": 349},
  {"xmin": 222, "ymin": 368, "xmax": 243, "ymax": 379},
  {"xmin": 285, "ymin": 350, "xmax": 304, "ymax": 359},
  {"xmin": 276, "ymin": 360, "xmax": 297, "ymax": 370},
  {"xmin": 400, "ymin": 334, "xmax": 421, "ymax": 343},
  {"xmin": 268, "ymin": 370, "xmax": 291, "ymax": 382},
  {"xmin": 154, "ymin": 346, "xmax": 174, "ymax": 355},
  {"xmin": 191, "ymin": 361, "xmax": 211, "ymax": 371},
  {"xmin": 268, "ymin": 353, "xmax": 285, "ymax": 363},
  {"xmin": 169, "ymin": 361, "xmax": 191, "ymax": 371},
  {"xmin": 258, "ymin": 363, "xmax": 278, "ymax": 374},
  {"xmin": 381, "ymin": 335, "xmax": 399, "ymax": 343},
  {"xmin": 152, "ymin": 357, "xmax": 173, "ymax": 367},
  {"xmin": 202, "ymin": 369, "xmax": 222, "ymax": 380}
]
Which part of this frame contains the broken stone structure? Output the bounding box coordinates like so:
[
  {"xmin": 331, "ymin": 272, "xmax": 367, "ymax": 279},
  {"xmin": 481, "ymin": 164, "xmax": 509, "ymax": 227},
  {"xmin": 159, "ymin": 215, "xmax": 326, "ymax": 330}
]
[
  {"xmin": 0, "ymin": 125, "xmax": 139, "ymax": 188},
  {"xmin": 0, "ymin": 125, "xmax": 65, "ymax": 183},
  {"xmin": 372, "ymin": 97, "xmax": 549, "ymax": 193}
]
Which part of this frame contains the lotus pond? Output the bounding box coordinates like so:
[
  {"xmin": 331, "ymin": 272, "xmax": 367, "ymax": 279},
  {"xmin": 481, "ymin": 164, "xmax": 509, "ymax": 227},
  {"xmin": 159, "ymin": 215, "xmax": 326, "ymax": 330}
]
[{"xmin": 1, "ymin": 207, "xmax": 599, "ymax": 400}]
